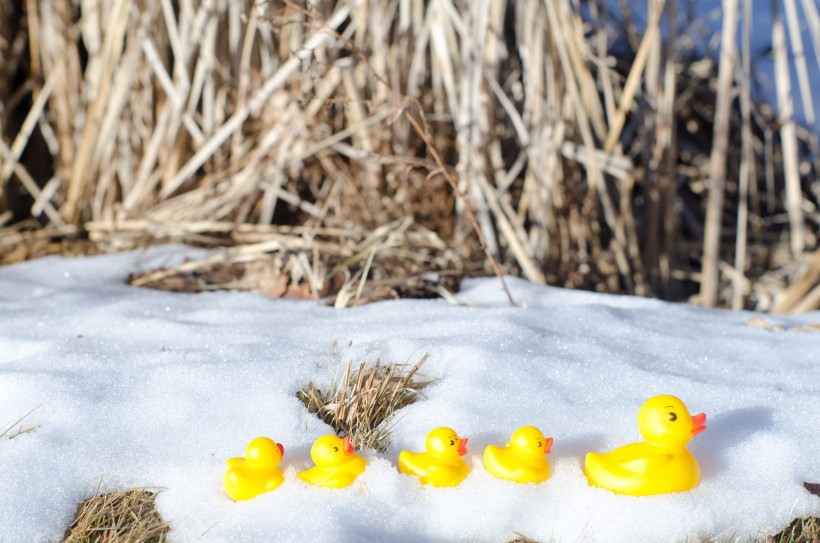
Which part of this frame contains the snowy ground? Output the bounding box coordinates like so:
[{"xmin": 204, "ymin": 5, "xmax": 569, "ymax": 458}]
[{"xmin": 0, "ymin": 245, "xmax": 818, "ymax": 543}]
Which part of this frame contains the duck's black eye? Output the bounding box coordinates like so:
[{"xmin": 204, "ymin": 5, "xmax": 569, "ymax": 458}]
[
  {"xmin": 333, "ymin": 446, "xmax": 339, "ymax": 452},
  {"xmin": 538, "ymin": 441, "xmax": 542, "ymax": 447},
  {"xmin": 668, "ymin": 412, "xmax": 677, "ymax": 422},
  {"xmin": 449, "ymin": 439, "xmax": 455, "ymax": 446}
]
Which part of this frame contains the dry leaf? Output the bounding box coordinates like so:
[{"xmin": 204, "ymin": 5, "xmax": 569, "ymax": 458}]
[
  {"xmin": 206, "ymin": 262, "xmax": 246, "ymax": 284},
  {"xmin": 346, "ymin": 287, "xmax": 400, "ymax": 307},
  {"xmin": 135, "ymin": 274, "xmax": 206, "ymax": 293},
  {"xmin": 748, "ymin": 318, "xmax": 820, "ymax": 333},
  {"xmin": 285, "ymin": 283, "xmax": 315, "ymax": 299},
  {"xmin": 805, "ymin": 481, "xmax": 820, "ymax": 498},
  {"xmin": 748, "ymin": 317, "xmax": 784, "ymax": 332},
  {"xmin": 321, "ymin": 272, "xmax": 347, "ymax": 297},
  {"xmin": 264, "ymin": 275, "xmax": 289, "ymax": 298}
]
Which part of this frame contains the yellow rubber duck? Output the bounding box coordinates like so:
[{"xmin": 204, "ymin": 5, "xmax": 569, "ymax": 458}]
[
  {"xmin": 297, "ymin": 435, "xmax": 367, "ymax": 489},
  {"xmin": 584, "ymin": 395, "xmax": 707, "ymax": 496},
  {"xmin": 398, "ymin": 427, "xmax": 469, "ymax": 487},
  {"xmin": 224, "ymin": 437, "xmax": 285, "ymax": 501},
  {"xmin": 483, "ymin": 426, "xmax": 554, "ymax": 483}
]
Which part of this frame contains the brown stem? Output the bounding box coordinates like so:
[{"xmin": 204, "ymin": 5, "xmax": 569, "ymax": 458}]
[
  {"xmin": 279, "ymin": 0, "xmax": 516, "ymax": 306},
  {"xmin": 401, "ymin": 106, "xmax": 516, "ymax": 306}
]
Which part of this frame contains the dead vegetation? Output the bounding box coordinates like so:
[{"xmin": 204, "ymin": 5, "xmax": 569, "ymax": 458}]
[
  {"xmin": 1, "ymin": 403, "xmax": 43, "ymax": 440},
  {"xmin": 505, "ymin": 517, "xmax": 820, "ymax": 543},
  {"xmin": 124, "ymin": 219, "xmax": 462, "ymax": 306},
  {"xmin": 1, "ymin": 0, "xmax": 819, "ymax": 309},
  {"xmin": 297, "ymin": 352, "xmax": 430, "ymax": 451},
  {"xmin": 767, "ymin": 517, "xmax": 820, "ymax": 543},
  {"xmin": 748, "ymin": 317, "xmax": 820, "ymax": 332},
  {"xmin": 61, "ymin": 488, "xmax": 169, "ymax": 543}
]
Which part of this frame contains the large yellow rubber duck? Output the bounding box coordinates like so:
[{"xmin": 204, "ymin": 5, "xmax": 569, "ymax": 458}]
[
  {"xmin": 224, "ymin": 437, "xmax": 285, "ymax": 501},
  {"xmin": 483, "ymin": 426, "xmax": 554, "ymax": 483},
  {"xmin": 584, "ymin": 395, "xmax": 707, "ymax": 496},
  {"xmin": 398, "ymin": 427, "xmax": 469, "ymax": 487},
  {"xmin": 298, "ymin": 435, "xmax": 367, "ymax": 489}
]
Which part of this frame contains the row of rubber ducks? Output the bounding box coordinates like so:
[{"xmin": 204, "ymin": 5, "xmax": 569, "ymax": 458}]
[{"xmin": 224, "ymin": 395, "xmax": 707, "ymax": 500}]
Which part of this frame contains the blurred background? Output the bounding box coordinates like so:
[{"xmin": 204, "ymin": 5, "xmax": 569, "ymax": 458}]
[{"xmin": 1, "ymin": 0, "xmax": 818, "ymax": 311}]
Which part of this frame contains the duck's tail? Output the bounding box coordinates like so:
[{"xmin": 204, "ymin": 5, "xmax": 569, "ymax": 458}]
[
  {"xmin": 398, "ymin": 451, "xmax": 426, "ymax": 477},
  {"xmin": 583, "ymin": 452, "xmax": 603, "ymax": 482},
  {"xmin": 483, "ymin": 445, "xmax": 502, "ymax": 472},
  {"xmin": 226, "ymin": 457, "xmax": 244, "ymax": 468}
]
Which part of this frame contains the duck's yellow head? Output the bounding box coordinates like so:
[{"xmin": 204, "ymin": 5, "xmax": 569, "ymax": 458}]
[
  {"xmin": 311, "ymin": 435, "xmax": 355, "ymax": 467},
  {"xmin": 426, "ymin": 427, "xmax": 468, "ymax": 457},
  {"xmin": 509, "ymin": 426, "xmax": 553, "ymax": 459},
  {"xmin": 245, "ymin": 437, "xmax": 285, "ymax": 467},
  {"xmin": 637, "ymin": 395, "xmax": 707, "ymax": 447}
]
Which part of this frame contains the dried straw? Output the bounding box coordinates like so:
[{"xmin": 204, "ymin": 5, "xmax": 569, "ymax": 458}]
[
  {"xmin": 62, "ymin": 486, "xmax": 170, "ymax": 543},
  {"xmin": 297, "ymin": 353, "xmax": 431, "ymax": 451},
  {"xmin": 1, "ymin": 0, "xmax": 819, "ymax": 311}
]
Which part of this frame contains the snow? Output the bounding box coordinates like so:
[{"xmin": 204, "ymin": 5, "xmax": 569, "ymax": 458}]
[{"xmin": 0, "ymin": 245, "xmax": 818, "ymax": 542}]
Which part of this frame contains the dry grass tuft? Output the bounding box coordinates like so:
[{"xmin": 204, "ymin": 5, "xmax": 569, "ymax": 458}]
[
  {"xmin": 767, "ymin": 517, "xmax": 820, "ymax": 543},
  {"xmin": 506, "ymin": 517, "xmax": 820, "ymax": 543},
  {"xmin": 61, "ymin": 487, "xmax": 169, "ymax": 543},
  {"xmin": 297, "ymin": 353, "xmax": 431, "ymax": 451}
]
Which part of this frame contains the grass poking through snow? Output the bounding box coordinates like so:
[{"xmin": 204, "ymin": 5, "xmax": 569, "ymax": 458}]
[
  {"xmin": 61, "ymin": 488, "xmax": 169, "ymax": 543},
  {"xmin": 297, "ymin": 354, "xmax": 431, "ymax": 452},
  {"xmin": 1, "ymin": 403, "xmax": 43, "ymax": 440},
  {"xmin": 768, "ymin": 517, "xmax": 820, "ymax": 543},
  {"xmin": 504, "ymin": 516, "xmax": 820, "ymax": 543}
]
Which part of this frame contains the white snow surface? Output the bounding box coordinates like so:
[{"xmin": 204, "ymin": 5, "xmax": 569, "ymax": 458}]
[{"xmin": 0, "ymin": 245, "xmax": 818, "ymax": 543}]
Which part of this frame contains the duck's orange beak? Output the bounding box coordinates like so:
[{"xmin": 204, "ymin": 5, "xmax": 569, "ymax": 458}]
[
  {"xmin": 276, "ymin": 442, "xmax": 285, "ymax": 458},
  {"xmin": 543, "ymin": 437, "xmax": 554, "ymax": 455},
  {"xmin": 342, "ymin": 435, "xmax": 354, "ymax": 455},
  {"xmin": 691, "ymin": 413, "xmax": 707, "ymax": 437},
  {"xmin": 458, "ymin": 438, "xmax": 468, "ymax": 456}
]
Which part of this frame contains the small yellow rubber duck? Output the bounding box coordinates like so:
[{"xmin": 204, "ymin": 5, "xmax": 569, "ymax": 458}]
[
  {"xmin": 398, "ymin": 427, "xmax": 469, "ymax": 487},
  {"xmin": 483, "ymin": 426, "xmax": 553, "ymax": 483},
  {"xmin": 224, "ymin": 437, "xmax": 285, "ymax": 501},
  {"xmin": 298, "ymin": 435, "xmax": 367, "ymax": 489},
  {"xmin": 584, "ymin": 395, "xmax": 707, "ymax": 496}
]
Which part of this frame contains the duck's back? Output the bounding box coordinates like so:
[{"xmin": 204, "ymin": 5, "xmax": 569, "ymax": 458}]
[
  {"xmin": 304, "ymin": 455, "xmax": 367, "ymax": 487},
  {"xmin": 344, "ymin": 454, "xmax": 367, "ymax": 477},
  {"xmin": 485, "ymin": 446, "xmax": 550, "ymax": 483},
  {"xmin": 426, "ymin": 456, "xmax": 469, "ymax": 486},
  {"xmin": 224, "ymin": 465, "xmax": 283, "ymax": 500},
  {"xmin": 585, "ymin": 444, "xmax": 699, "ymax": 495}
]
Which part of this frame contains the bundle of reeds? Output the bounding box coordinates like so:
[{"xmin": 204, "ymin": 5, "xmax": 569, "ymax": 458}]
[
  {"xmin": 297, "ymin": 353, "xmax": 431, "ymax": 451},
  {"xmin": 62, "ymin": 487, "xmax": 169, "ymax": 543},
  {"xmin": 1, "ymin": 0, "xmax": 818, "ymax": 311}
]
